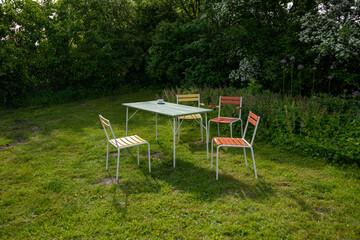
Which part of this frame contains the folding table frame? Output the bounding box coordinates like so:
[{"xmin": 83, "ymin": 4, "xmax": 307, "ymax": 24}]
[{"xmin": 123, "ymin": 101, "xmax": 212, "ymax": 167}]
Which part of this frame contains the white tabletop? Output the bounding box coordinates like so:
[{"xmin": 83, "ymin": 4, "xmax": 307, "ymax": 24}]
[{"xmin": 123, "ymin": 100, "xmax": 212, "ymax": 117}]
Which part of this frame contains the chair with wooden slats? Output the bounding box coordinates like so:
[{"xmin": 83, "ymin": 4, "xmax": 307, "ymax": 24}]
[
  {"xmin": 210, "ymin": 112, "xmax": 260, "ymax": 180},
  {"xmin": 99, "ymin": 115, "xmax": 151, "ymax": 180},
  {"xmin": 208, "ymin": 96, "xmax": 243, "ymax": 138},
  {"xmin": 176, "ymin": 94, "xmax": 204, "ymax": 142}
]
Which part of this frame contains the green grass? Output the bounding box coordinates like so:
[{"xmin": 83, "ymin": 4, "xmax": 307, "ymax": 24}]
[{"xmin": 1, "ymin": 90, "xmax": 359, "ymax": 239}]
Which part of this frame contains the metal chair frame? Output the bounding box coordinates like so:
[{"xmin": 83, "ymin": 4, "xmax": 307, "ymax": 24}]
[
  {"xmin": 208, "ymin": 96, "xmax": 243, "ymax": 138},
  {"xmin": 176, "ymin": 94, "xmax": 204, "ymax": 142},
  {"xmin": 211, "ymin": 112, "xmax": 260, "ymax": 180},
  {"xmin": 99, "ymin": 115, "xmax": 151, "ymax": 180}
]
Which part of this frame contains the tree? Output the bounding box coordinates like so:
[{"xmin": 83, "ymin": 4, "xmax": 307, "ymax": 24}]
[{"xmin": 299, "ymin": 0, "xmax": 360, "ymax": 92}]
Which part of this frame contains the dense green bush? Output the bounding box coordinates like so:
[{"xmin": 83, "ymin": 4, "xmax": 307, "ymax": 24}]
[
  {"xmin": 1, "ymin": 0, "xmax": 359, "ymax": 108},
  {"xmin": 160, "ymin": 87, "xmax": 360, "ymax": 165},
  {"xmin": 147, "ymin": 19, "xmax": 234, "ymax": 88},
  {"xmin": 1, "ymin": 0, "xmax": 145, "ymax": 107}
]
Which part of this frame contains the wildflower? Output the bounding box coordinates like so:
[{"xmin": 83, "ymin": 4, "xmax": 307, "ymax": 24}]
[
  {"xmin": 289, "ymin": 57, "xmax": 295, "ymax": 97},
  {"xmin": 312, "ymin": 67, "xmax": 317, "ymax": 95},
  {"xmin": 281, "ymin": 60, "xmax": 287, "ymax": 95},
  {"xmin": 328, "ymin": 76, "xmax": 333, "ymax": 94},
  {"xmin": 353, "ymin": 90, "xmax": 359, "ymax": 96},
  {"xmin": 298, "ymin": 65, "xmax": 303, "ymax": 96}
]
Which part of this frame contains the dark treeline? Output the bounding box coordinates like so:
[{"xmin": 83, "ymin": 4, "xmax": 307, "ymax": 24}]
[{"xmin": 1, "ymin": 0, "xmax": 359, "ymax": 107}]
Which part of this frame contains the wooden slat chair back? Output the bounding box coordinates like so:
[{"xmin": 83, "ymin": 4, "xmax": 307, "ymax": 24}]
[
  {"xmin": 208, "ymin": 96, "xmax": 243, "ymax": 138},
  {"xmin": 99, "ymin": 115, "xmax": 151, "ymax": 180},
  {"xmin": 176, "ymin": 94, "xmax": 204, "ymax": 142},
  {"xmin": 210, "ymin": 111, "xmax": 260, "ymax": 180}
]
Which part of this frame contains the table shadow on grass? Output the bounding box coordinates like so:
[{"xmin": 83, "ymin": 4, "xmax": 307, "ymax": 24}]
[{"xmin": 147, "ymin": 157, "xmax": 275, "ymax": 203}]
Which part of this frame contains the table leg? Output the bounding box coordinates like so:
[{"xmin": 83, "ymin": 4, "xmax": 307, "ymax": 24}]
[
  {"xmin": 126, "ymin": 107, "xmax": 129, "ymax": 136},
  {"xmin": 156, "ymin": 113, "xmax": 158, "ymax": 141},
  {"xmin": 173, "ymin": 117, "xmax": 176, "ymax": 168}
]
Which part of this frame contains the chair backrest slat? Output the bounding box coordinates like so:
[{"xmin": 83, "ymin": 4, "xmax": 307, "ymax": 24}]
[
  {"xmin": 176, "ymin": 94, "xmax": 200, "ymax": 106},
  {"xmin": 220, "ymin": 100, "xmax": 241, "ymax": 105},
  {"xmin": 242, "ymin": 111, "xmax": 260, "ymax": 146},
  {"xmin": 248, "ymin": 117, "xmax": 257, "ymax": 126},
  {"xmin": 99, "ymin": 115, "xmax": 110, "ymax": 128},
  {"xmin": 178, "ymin": 94, "xmax": 199, "ymax": 98},
  {"xmin": 218, "ymin": 96, "xmax": 242, "ymax": 118},
  {"xmin": 220, "ymin": 96, "xmax": 241, "ymax": 100},
  {"xmin": 178, "ymin": 97, "xmax": 199, "ymax": 102},
  {"xmin": 99, "ymin": 115, "xmax": 119, "ymax": 148},
  {"xmin": 249, "ymin": 112, "xmax": 258, "ymax": 121}
]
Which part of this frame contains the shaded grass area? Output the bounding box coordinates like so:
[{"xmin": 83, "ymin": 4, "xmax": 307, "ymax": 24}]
[{"xmin": 0, "ymin": 90, "xmax": 359, "ymax": 239}]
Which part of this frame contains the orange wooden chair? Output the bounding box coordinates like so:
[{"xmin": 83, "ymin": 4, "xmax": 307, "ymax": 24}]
[
  {"xmin": 208, "ymin": 96, "xmax": 243, "ymax": 138},
  {"xmin": 210, "ymin": 112, "xmax": 260, "ymax": 180}
]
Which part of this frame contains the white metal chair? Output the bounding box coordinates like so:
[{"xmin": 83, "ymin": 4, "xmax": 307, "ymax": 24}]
[
  {"xmin": 208, "ymin": 96, "xmax": 243, "ymax": 138},
  {"xmin": 176, "ymin": 94, "xmax": 204, "ymax": 142},
  {"xmin": 99, "ymin": 115, "xmax": 151, "ymax": 180},
  {"xmin": 211, "ymin": 112, "xmax": 260, "ymax": 180}
]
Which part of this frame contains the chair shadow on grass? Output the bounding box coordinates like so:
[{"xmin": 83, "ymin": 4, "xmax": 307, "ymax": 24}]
[
  {"xmin": 105, "ymin": 139, "xmax": 274, "ymax": 215},
  {"xmin": 145, "ymin": 156, "xmax": 275, "ymax": 203}
]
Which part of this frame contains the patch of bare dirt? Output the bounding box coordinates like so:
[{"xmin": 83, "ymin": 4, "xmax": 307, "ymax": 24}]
[
  {"xmin": 0, "ymin": 137, "xmax": 29, "ymax": 151},
  {"xmin": 13, "ymin": 120, "xmax": 28, "ymax": 126},
  {"xmin": 150, "ymin": 152, "xmax": 162, "ymax": 159},
  {"xmin": 75, "ymin": 103, "xmax": 89, "ymax": 108},
  {"xmin": 95, "ymin": 178, "xmax": 117, "ymax": 185}
]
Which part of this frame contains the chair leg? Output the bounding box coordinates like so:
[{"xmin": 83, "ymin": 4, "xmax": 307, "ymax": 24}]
[
  {"xmin": 116, "ymin": 149, "xmax": 120, "ymax": 181},
  {"xmin": 243, "ymin": 148, "xmax": 248, "ymax": 167},
  {"xmin": 211, "ymin": 138, "xmax": 214, "ymax": 168},
  {"xmin": 106, "ymin": 142, "xmax": 109, "ymax": 170},
  {"xmin": 137, "ymin": 145, "xmax": 140, "ymax": 165},
  {"xmin": 230, "ymin": 123, "xmax": 233, "ymax": 138},
  {"xmin": 216, "ymin": 146, "xmax": 220, "ymax": 180},
  {"xmin": 208, "ymin": 120, "xmax": 211, "ymax": 140},
  {"xmin": 147, "ymin": 143, "xmax": 151, "ymax": 173},
  {"xmin": 240, "ymin": 119, "xmax": 243, "ymax": 137},
  {"xmin": 250, "ymin": 147, "xmax": 258, "ymax": 179}
]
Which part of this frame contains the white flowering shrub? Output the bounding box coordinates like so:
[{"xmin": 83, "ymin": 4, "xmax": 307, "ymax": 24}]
[
  {"xmin": 229, "ymin": 57, "xmax": 260, "ymax": 84},
  {"xmin": 299, "ymin": 1, "xmax": 360, "ymax": 69}
]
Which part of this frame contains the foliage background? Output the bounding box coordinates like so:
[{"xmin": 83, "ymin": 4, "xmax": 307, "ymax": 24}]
[{"xmin": 1, "ymin": 0, "xmax": 360, "ymax": 108}]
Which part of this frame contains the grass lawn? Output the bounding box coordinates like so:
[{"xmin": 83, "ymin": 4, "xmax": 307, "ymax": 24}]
[{"xmin": 1, "ymin": 90, "xmax": 359, "ymax": 239}]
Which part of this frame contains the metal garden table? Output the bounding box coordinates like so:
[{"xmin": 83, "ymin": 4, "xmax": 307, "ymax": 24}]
[{"xmin": 123, "ymin": 100, "xmax": 212, "ymax": 167}]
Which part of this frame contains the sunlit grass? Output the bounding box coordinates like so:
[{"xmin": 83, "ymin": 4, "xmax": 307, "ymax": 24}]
[{"xmin": 1, "ymin": 90, "xmax": 359, "ymax": 239}]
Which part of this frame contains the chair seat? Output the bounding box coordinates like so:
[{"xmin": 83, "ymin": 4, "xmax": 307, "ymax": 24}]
[
  {"xmin": 110, "ymin": 135, "xmax": 147, "ymax": 148},
  {"xmin": 210, "ymin": 117, "xmax": 238, "ymax": 124},
  {"xmin": 213, "ymin": 137, "xmax": 249, "ymax": 146},
  {"xmin": 179, "ymin": 114, "xmax": 202, "ymax": 120}
]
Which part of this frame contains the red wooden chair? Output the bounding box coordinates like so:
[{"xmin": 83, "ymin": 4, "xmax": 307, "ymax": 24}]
[
  {"xmin": 210, "ymin": 112, "xmax": 260, "ymax": 180},
  {"xmin": 208, "ymin": 96, "xmax": 243, "ymax": 138}
]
